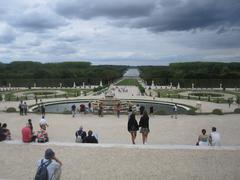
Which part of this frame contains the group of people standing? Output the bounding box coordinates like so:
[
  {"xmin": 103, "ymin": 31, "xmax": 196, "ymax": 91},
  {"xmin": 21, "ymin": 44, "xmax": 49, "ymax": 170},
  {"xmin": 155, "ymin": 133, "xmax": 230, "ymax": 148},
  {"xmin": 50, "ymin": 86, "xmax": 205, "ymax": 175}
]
[
  {"xmin": 71, "ymin": 102, "xmax": 92, "ymax": 117},
  {"xmin": 128, "ymin": 110, "xmax": 150, "ymax": 144},
  {"xmin": 18, "ymin": 100, "xmax": 28, "ymax": 115}
]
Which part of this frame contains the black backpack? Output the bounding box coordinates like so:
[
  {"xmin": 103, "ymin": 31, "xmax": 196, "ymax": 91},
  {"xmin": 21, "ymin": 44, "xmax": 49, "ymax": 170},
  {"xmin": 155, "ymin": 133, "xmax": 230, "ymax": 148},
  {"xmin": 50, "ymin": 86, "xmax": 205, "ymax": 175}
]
[{"xmin": 35, "ymin": 159, "xmax": 52, "ymax": 180}]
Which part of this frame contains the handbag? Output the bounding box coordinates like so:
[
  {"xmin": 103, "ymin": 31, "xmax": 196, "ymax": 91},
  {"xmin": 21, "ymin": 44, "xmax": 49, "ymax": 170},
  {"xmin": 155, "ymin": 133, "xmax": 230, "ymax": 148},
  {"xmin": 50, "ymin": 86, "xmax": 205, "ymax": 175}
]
[{"xmin": 75, "ymin": 136, "xmax": 82, "ymax": 143}]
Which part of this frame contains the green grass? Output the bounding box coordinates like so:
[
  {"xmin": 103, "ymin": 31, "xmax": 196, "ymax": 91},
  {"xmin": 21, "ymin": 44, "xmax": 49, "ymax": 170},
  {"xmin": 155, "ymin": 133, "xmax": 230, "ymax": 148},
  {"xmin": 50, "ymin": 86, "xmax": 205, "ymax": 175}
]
[
  {"xmin": 0, "ymin": 88, "xmax": 92, "ymax": 101},
  {"xmin": 154, "ymin": 89, "xmax": 237, "ymax": 103},
  {"xmin": 116, "ymin": 79, "xmax": 139, "ymax": 86}
]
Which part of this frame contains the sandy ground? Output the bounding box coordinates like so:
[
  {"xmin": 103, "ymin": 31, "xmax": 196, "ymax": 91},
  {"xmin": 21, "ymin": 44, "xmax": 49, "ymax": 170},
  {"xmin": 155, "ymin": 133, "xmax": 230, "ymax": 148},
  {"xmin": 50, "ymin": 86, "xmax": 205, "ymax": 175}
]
[
  {"xmin": 0, "ymin": 143, "xmax": 240, "ymax": 180},
  {"xmin": 1, "ymin": 111, "xmax": 240, "ymax": 179},
  {"xmin": 1, "ymin": 112, "xmax": 240, "ymax": 145}
]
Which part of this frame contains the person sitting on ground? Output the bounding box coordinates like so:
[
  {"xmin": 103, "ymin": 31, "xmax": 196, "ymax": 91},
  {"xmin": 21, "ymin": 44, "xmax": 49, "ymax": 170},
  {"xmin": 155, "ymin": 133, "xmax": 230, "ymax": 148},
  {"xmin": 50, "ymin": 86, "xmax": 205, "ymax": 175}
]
[
  {"xmin": 196, "ymin": 129, "xmax": 208, "ymax": 146},
  {"xmin": 28, "ymin": 119, "xmax": 33, "ymax": 133},
  {"xmin": 1, "ymin": 123, "xmax": 11, "ymax": 140},
  {"xmin": 28, "ymin": 119, "xmax": 37, "ymax": 141},
  {"xmin": 37, "ymin": 126, "xmax": 49, "ymax": 143},
  {"xmin": 209, "ymin": 127, "xmax": 221, "ymax": 146},
  {"xmin": 75, "ymin": 126, "xmax": 87, "ymax": 143},
  {"xmin": 36, "ymin": 148, "xmax": 62, "ymax": 180},
  {"xmin": 83, "ymin": 130, "xmax": 98, "ymax": 143},
  {"xmin": 39, "ymin": 115, "xmax": 48, "ymax": 130},
  {"xmin": 22, "ymin": 123, "xmax": 36, "ymax": 143},
  {"xmin": 0, "ymin": 123, "xmax": 7, "ymax": 141}
]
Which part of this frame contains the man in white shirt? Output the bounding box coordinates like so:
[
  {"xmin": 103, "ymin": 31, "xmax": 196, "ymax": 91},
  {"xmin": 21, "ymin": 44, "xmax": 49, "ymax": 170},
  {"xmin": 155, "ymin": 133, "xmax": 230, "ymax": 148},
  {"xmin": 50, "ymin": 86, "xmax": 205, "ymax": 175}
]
[
  {"xmin": 209, "ymin": 127, "xmax": 221, "ymax": 146},
  {"xmin": 39, "ymin": 115, "xmax": 48, "ymax": 130},
  {"xmin": 36, "ymin": 148, "xmax": 62, "ymax": 180}
]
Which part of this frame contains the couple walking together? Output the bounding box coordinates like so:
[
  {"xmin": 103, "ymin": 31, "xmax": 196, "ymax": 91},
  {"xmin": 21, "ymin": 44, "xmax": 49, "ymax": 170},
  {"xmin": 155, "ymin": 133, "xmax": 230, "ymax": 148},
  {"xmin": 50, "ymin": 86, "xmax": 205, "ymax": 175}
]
[{"xmin": 128, "ymin": 110, "xmax": 149, "ymax": 145}]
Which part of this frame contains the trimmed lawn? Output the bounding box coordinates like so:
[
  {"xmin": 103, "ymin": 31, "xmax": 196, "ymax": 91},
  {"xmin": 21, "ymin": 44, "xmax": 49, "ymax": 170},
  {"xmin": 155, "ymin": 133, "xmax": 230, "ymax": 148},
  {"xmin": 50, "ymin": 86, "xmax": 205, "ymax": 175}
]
[{"xmin": 116, "ymin": 79, "xmax": 139, "ymax": 86}]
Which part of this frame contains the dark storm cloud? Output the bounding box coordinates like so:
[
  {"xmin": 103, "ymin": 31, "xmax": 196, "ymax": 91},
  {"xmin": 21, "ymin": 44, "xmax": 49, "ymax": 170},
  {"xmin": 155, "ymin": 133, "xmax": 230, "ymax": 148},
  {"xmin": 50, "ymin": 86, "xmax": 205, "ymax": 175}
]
[
  {"xmin": 9, "ymin": 7, "xmax": 67, "ymax": 32},
  {"xmin": 55, "ymin": 0, "xmax": 156, "ymax": 19},
  {"xmin": 55, "ymin": 0, "xmax": 240, "ymax": 32},
  {"xmin": 133, "ymin": 0, "xmax": 240, "ymax": 32}
]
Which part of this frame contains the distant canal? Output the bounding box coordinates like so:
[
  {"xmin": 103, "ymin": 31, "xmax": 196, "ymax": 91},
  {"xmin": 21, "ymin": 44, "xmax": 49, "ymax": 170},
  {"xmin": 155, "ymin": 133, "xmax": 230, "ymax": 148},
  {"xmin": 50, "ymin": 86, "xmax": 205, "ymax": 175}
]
[{"xmin": 124, "ymin": 68, "xmax": 140, "ymax": 77}]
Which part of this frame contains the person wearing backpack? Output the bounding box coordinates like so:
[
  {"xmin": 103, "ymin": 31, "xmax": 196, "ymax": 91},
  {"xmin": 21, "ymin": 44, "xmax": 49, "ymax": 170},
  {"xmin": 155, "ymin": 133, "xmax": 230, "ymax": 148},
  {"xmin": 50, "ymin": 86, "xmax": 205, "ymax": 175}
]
[{"xmin": 35, "ymin": 148, "xmax": 62, "ymax": 180}]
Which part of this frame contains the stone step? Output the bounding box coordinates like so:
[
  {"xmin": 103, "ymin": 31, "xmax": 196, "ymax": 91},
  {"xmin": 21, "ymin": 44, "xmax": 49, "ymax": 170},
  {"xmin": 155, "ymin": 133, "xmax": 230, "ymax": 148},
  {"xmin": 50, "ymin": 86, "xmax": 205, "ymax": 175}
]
[{"xmin": 3, "ymin": 140, "xmax": 240, "ymax": 150}]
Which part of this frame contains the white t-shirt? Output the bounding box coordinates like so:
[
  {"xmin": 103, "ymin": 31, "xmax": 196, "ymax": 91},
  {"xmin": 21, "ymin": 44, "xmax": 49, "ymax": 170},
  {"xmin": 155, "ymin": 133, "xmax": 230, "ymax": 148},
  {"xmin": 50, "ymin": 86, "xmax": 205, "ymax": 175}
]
[
  {"xmin": 210, "ymin": 132, "xmax": 221, "ymax": 146},
  {"xmin": 173, "ymin": 105, "xmax": 178, "ymax": 112},
  {"xmin": 37, "ymin": 159, "xmax": 60, "ymax": 180},
  {"xmin": 40, "ymin": 118, "xmax": 47, "ymax": 126}
]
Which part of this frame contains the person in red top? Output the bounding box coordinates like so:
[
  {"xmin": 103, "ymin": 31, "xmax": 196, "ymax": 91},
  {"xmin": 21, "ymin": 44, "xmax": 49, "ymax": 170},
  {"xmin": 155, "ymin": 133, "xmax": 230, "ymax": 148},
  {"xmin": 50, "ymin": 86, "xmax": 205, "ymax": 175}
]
[{"xmin": 22, "ymin": 124, "xmax": 34, "ymax": 143}]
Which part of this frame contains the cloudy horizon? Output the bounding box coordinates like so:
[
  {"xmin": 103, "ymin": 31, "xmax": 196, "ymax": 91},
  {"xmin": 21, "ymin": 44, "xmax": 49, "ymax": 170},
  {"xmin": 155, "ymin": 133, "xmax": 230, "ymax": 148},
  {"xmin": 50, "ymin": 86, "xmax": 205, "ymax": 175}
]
[{"xmin": 0, "ymin": 0, "xmax": 240, "ymax": 65}]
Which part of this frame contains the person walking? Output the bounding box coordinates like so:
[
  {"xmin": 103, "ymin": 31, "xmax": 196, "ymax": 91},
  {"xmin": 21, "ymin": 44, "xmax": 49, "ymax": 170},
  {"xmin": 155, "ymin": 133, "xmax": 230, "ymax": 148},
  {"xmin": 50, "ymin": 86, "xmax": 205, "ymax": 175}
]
[
  {"xmin": 171, "ymin": 104, "xmax": 178, "ymax": 119},
  {"xmin": 23, "ymin": 102, "xmax": 28, "ymax": 115},
  {"xmin": 40, "ymin": 104, "xmax": 45, "ymax": 116},
  {"xmin": 88, "ymin": 101, "xmax": 92, "ymax": 113},
  {"xmin": 19, "ymin": 100, "xmax": 24, "ymax": 116},
  {"xmin": 149, "ymin": 106, "xmax": 154, "ymax": 116},
  {"xmin": 71, "ymin": 104, "xmax": 76, "ymax": 117},
  {"xmin": 116, "ymin": 102, "xmax": 121, "ymax": 118},
  {"xmin": 127, "ymin": 112, "xmax": 139, "ymax": 144},
  {"xmin": 139, "ymin": 110, "xmax": 150, "ymax": 145}
]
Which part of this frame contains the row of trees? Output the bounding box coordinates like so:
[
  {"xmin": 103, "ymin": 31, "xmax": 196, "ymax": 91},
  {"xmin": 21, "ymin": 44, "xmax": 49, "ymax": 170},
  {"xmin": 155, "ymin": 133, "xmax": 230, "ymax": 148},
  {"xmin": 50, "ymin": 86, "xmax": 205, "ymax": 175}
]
[
  {"xmin": 139, "ymin": 62, "xmax": 240, "ymax": 88},
  {"xmin": 0, "ymin": 61, "xmax": 128, "ymax": 87}
]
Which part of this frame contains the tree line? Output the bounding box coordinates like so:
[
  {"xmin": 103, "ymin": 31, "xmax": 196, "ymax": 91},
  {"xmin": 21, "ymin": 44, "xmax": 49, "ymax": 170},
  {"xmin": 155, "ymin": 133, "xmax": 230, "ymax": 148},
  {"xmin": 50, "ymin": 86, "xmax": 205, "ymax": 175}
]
[
  {"xmin": 0, "ymin": 61, "xmax": 128, "ymax": 87},
  {"xmin": 139, "ymin": 62, "xmax": 240, "ymax": 88}
]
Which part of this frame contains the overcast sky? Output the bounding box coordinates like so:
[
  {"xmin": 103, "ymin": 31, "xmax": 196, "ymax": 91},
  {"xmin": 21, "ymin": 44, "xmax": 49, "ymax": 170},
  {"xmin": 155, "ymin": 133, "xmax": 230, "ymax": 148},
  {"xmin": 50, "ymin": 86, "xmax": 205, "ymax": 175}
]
[{"xmin": 0, "ymin": 0, "xmax": 240, "ymax": 65}]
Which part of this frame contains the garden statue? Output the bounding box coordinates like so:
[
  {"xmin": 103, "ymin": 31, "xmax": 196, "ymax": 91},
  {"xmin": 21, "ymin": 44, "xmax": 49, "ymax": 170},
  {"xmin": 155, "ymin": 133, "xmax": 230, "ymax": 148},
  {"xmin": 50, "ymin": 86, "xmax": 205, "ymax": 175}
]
[{"xmin": 177, "ymin": 82, "xmax": 180, "ymax": 89}]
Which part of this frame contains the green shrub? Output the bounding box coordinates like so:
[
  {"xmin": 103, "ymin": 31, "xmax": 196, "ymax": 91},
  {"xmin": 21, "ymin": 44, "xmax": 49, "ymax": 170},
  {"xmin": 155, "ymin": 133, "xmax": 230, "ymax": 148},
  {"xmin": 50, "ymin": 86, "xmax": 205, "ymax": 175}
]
[
  {"xmin": 187, "ymin": 109, "xmax": 196, "ymax": 115},
  {"xmin": 93, "ymin": 85, "xmax": 107, "ymax": 92},
  {"xmin": 138, "ymin": 84, "xmax": 145, "ymax": 95},
  {"xmin": 212, "ymin": 109, "xmax": 223, "ymax": 115},
  {"xmin": 6, "ymin": 107, "xmax": 17, "ymax": 113},
  {"xmin": 234, "ymin": 108, "xmax": 240, "ymax": 114}
]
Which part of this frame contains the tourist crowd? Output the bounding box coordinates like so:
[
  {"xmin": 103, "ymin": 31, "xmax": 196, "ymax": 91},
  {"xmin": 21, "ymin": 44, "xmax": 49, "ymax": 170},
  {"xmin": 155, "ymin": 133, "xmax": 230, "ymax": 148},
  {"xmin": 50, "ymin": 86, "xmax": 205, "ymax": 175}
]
[{"xmin": 0, "ymin": 101, "xmax": 224, "ymax": 180}]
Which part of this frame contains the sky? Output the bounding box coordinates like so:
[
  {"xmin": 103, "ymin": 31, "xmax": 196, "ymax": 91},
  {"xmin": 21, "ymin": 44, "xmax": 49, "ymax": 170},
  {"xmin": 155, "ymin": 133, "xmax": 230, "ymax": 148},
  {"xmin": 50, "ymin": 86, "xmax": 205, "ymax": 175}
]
[{"xmin": 0, "ymin": 0, "xmax": 240, "ymax": 65}]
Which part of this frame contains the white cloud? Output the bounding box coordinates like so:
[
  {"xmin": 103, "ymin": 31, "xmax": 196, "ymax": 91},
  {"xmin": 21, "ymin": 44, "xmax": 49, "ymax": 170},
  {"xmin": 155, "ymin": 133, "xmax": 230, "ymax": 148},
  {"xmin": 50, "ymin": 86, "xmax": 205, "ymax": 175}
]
[{"xmin": 0, "ymin": 0, "xmax": 239, "ymax": 64}]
